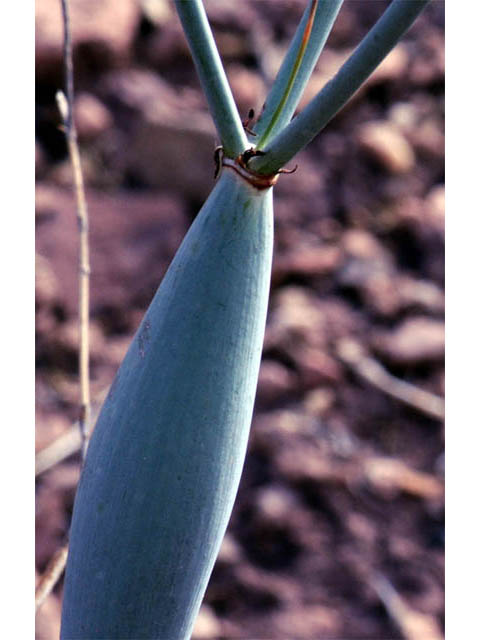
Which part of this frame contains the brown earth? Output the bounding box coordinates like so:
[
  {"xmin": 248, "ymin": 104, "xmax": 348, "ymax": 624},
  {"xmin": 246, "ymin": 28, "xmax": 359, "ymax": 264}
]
[{"xmin": 35, "ymin": 1, "xmax": 444, "ymax": 638}]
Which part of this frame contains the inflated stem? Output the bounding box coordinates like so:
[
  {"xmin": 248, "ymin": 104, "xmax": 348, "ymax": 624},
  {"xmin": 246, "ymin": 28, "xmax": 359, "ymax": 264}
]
[
  {"xmin": 60, "ymin": 1, "xmax": 431, "ymax": 637},
  {"xmin": 252, "ymin": 0, "xmax": 430, "ymax": 175},
  {"xmin": 60, "ymin": 169, "xmax": 273, "ymax": 639},
  {"xmin": 174, "ymin": 0, "xmax": 248, "ymax": 157}
]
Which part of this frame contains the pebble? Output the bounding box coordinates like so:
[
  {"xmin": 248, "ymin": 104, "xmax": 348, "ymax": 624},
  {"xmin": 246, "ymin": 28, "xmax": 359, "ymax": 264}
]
[
  {"xmin": 191, "ymin": 605, "xmax": 222, "ymax": 640},
  {"xmin": 424, "ymin": 184, "xmax": 445, "ymax": 234},
  {"xmin": 341, "ymin": 229, "xmax": 392, "ymax": 264},
  {"xmin": 35, "ymin": 0, "xmax": 140, "ymax": 73},
  {"xmin": 226, "ymin": 65, "xmax": 266, "ymax": 124},
  {"xmin": 356, "ymin": 120, "xmax": 416, "ymax": 174},
  {"xmin": 272, "ymin": 245, "xmax": 342, "ymax": 286},
  {"xmin": 372, "ymin": 316, "xmax": 445, "ymax": 365},
  {"xmin": 304, "ymin": 388, "xmax": 336, "ymax": 417},
  {"xmin": 255, "ymin": 485, "xmax": 298, "ymax": 525},
  {"xmin": 256, "ymin": 360, "xmax": 297, "ymax": 406},
  {"xmin": 36, "ymin": 253, "xmax": 59, "ymax": 307},
  {"xmin": 367, "ymin": 44, "xmax": 409, "ymax": 85},
  {"xmin": 74, "ymin": 93, "xmax": 113, "ymax": 141},
  {"xmin": 296, "ymin": 346, "xmax": 344, "ymax": 387}
]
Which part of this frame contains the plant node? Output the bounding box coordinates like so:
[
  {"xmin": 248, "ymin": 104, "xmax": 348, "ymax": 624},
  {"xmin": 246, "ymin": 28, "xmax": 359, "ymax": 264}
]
[{"xmin": 216, "ymin": 145, "xmax": 299, "ymax": 189}]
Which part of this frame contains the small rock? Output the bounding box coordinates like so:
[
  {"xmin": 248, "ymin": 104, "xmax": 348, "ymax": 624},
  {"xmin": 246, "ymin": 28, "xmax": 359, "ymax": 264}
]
[
  {"xmin": 35, "ymin": 586, "xmax": 62, "ymax": 640},
  {"xmin": 356, "ymin": 120, "xmax": 416, "ymax": 174},
  {"xmin": 253, "ymin": 409, "xmax": 318, "ymax": 441},
  {"xmin": 35, "ymin": 184, "xmax": 188, "ymax": 316},
  {"xmin": 137, "ymin": 17, "xmax": 190, "ymax": 68},
  {"xmin": 36, "ymin": 139, "xmax": 47, "ymax": 178},
  {"xmin": 216, "ymin": 533, "xmax": 242, "ymax": 565},
  {"xmin": 298, "ymin": 49, "xmax": 351, "ymax": 110},
  {"xmin": 191, "ymin": 605, "xmax": 222, "ymax": 640},
  {"xmin": 227, "ymin": 65, "xmax": 265, "ymax": 122},
  {"xmin": 424, "ymin": 184, "xmax": 445, "ymax": 234},
  {"xmin": 74, "ymin": 93, "xmax": 113, "ymax": 141},
  {"xmin": 409, "ymin": 30, "xmax": 445, "ymax": 86},
  {"xmin": 304, "ymin": 388, "xmax": 335, "ymax": 417},
  {"xmin": 363, "ymin": 457, "xmax": 444, "ymax": 501},
  {"xmin": 367, "ymin": 43, "xmax": 409, "ymax": 85},
  {"xmin": 296, "ymin": 346, "xmax": 343, "ymax": 388},
  {"xmin": 272, "ymin": 245, "xmax": 342, "ymax": 286},
  {"xmin": 99, "ymin": 69, "xmax": 216, "ymax": 200},
  {"xmin": 257, "ymin": 359, "xmax": 297, "ymax": 406},
  {"xmin": 265, "ymin": 288, "xmax": 359, "ymax": 357},
  {"xmin": 372, "ymin": 316, "xmax": 445, "ymax": 365},
  {"xmin": 339, "ymin": 230, "xmax": 402, "ymax": 316},
  {"xmin": 341, "ymin": 229, "xmax": 392, "ymax": 264},
  {"xmin": 397, "ymin": 276, "xmax": 444, "ymax": 314},
  {"xmin": 345, "ymin": 512, "xmax": 377, "ymax": 545},
  {"xmin": 55, "ymin": 318, "xmax": 106, "ymax": 359},
  {"xmin": 255, "ymin": 485, "xmax": 298, "ymax": 525},
  {"xmin": 271, "ymin": 604, "xmax": 340, "ymax": 637},
  {"xmin": 140, "ymin": 0, "xmax": 173, "ymax": 26},
  {"xmin": 36, "ymin": 253, "xmax": 59, "ymax": 307},
  {"xmin": 389, "ymin": 101, "xmax": 419, "ymax": 130},
  {"xmin": 36, "ymin": 0, "xmax": 140, "ymax": 75},
  {"xmin": 35, "ymin": 413, "xmax": 72, "ymax": 453},
  {"xmin": 265, "ymin": 286, "xmax": 328, "ymax": 351},
  {"xmin": 411, "ymin": 119, "xmax": 444, "ymax": 161}
]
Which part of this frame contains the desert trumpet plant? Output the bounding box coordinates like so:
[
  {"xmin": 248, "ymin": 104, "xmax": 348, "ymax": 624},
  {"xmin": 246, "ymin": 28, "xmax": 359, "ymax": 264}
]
[{"xmin": 60, "ymin": 1, "xmax": 430, "ymax": 638}]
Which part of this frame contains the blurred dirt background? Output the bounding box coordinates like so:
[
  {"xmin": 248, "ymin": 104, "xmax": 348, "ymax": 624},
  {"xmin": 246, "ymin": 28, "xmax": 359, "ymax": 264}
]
[{"xmin": 35, "ymin": 1, "xmax": 444, "ymax": 638}]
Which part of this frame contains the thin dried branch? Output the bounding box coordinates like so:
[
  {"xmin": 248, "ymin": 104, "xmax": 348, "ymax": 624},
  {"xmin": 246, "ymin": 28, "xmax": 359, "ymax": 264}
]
[
  {"xmin": 35, "ymin": 0, "xmax": 92, "ymax": 615},
  {"xmin": 371, "ymin": 573, "xmax": 444, "ymax": 640},
  {"xmin": 35, "ymin": 387, "xmax": 109, "ymax": 476},
  {"xmin": 36, "ymin": 390, "xmax": 106, "ymax": 476},
  {"xmin": 35, "ymin": 544, "xmax": 69, "ymax": 613},
  {"xmin": 56, "ymin": 0, "xmax": 91, "ymax": 460},
  {"xmin": 36, "ymin": 426, "xmax": 82, "ymax": 477},
  {"xmin": 336, "ymin": 339, "xmax": 445, "ymax": 421}
]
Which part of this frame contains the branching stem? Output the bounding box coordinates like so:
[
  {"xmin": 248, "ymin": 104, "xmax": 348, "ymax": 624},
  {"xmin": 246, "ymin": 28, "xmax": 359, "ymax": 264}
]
[
  {"xmin": 251, "ymin": 0, "xmax": 430, "ymax": 175},
  {"xmin": 174, "ymin": 0, "xmax": 248, "ymax": 157},
  {"xmin": 256, "ymin": 0, "xmax": 319, "ymax": 149},
  {"xmin": 253, "ymin": 0, "xmax": 344, "ymax": 148}
]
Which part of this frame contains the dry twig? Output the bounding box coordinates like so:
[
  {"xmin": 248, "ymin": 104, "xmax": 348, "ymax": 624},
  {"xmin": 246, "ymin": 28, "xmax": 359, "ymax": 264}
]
[
  {"xmin": 35, "ymin": 544, "xmax": 69, "ymax": 613},
  {"xmin": 36, "ymin": 389, "xmax": 107, "ymax": 476},
  {"xmin": 36, "ymin": 426, "xmax": 82, "ymax": 477},
  {"xmin": 56, "ymin": 0, "xmax": 91, "ymax": 461},
  {"xmin": 36, "ymin": 0, "xmax": 92, "ymax": 614},
  {"xmin": 371, "ymin": 573, "xmax": 444, "ymax": 640},
  {"xmin": 336, "ymin": 338, "xmax": 445, "ymax": 421}
]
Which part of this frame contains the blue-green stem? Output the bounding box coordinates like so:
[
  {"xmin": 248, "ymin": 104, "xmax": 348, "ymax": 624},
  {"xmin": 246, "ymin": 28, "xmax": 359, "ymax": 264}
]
[
  {"xmin": 251, "ymin": 0, "xmax": 430, "ymax": 175},
  {"xmin": 254, "ymin": 0, "xmax": 344, "ymax": 149},
  {"xmin": 174, "ymin": 0, "xmax": 249, "ymax": 158}
]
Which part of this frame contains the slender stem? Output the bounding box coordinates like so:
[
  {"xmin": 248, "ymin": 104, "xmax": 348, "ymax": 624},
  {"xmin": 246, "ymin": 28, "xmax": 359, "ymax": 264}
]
[
  {"xmin": 251, "ymin": 0, "xmax": 430, "ymax": 175},
  {"xmin": 337, "ymin": 340, "xmax": 445, "ymax": 421},
  {"xmin": 254, "ymin": 0, "xmax": 344, "ymax": 149},
  {"xmin": 57, "ymin": 0, "xmax": 91, "ymax": 460},
  {"xmin": 255, "ymin": 0, "xmax": 319, "ymax": 148},
  {"xmin": 36, "ymin": 389, "xmax": 107, "ymax": 476},
  {"xmin": 35, "ymin": 544, "xmax": 69, "ymax": 611},
  {"xmin": 174, "ymin": 0, "xmax": 248, "ymax": 157}
]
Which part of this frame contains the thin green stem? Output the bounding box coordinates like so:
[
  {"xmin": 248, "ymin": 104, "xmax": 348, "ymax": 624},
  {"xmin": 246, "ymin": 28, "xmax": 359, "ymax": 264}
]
[
  {"xmin": 174, "ymin": 0, "xmax": 248, "ymax": 158},
  {"xmin": 251, "ymin": 0, "xmax": 430, "ymax": 175},
  {"xmin": 255, "ymin": 0, "xmax": 319, "ymax": 149},
  {"xmin": 254, "ymin": 0, "xmax": 344, "ymax": 149}
]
